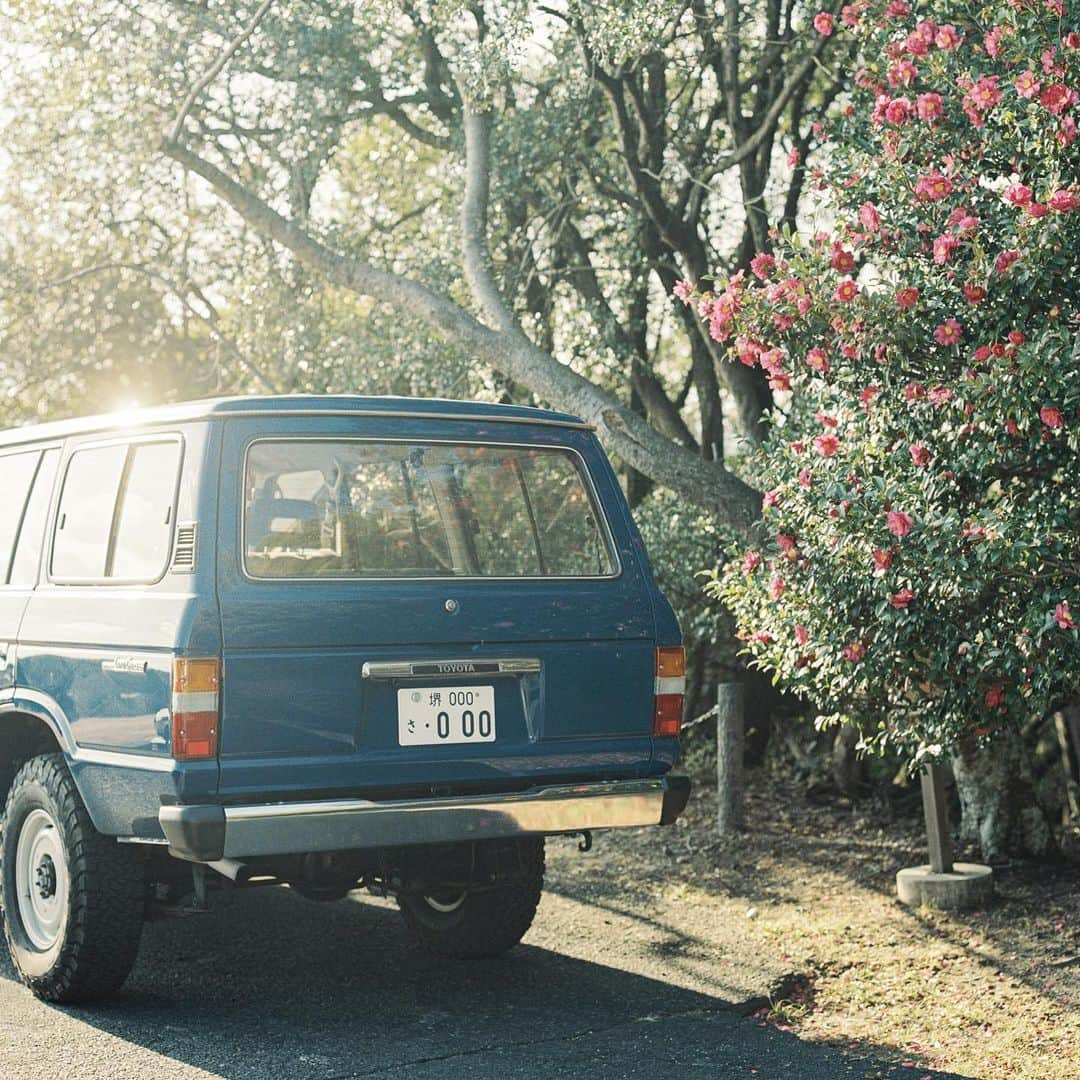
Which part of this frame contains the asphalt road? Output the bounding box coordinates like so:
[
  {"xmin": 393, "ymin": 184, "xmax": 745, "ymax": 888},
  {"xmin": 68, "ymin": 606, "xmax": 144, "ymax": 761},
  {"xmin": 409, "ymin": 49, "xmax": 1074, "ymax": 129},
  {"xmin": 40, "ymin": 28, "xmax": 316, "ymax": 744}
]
[{"xmin": 0, "ymin": 849, "xmax": 971, "ymax": 1080}]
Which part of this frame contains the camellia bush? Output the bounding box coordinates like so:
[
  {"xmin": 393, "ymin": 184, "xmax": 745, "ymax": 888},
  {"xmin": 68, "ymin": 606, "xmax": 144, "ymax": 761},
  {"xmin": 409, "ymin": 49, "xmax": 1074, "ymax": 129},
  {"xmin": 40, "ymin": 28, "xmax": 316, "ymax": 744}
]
[{"xmin": 681, "ymin": 0, "xmax": 1080, "ymax": 853}]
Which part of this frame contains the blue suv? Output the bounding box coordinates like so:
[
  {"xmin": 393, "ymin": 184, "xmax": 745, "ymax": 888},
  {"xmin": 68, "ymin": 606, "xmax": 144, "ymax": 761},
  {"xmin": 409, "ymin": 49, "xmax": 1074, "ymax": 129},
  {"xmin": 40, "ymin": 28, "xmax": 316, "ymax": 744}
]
[{"xmin": 0, "ymin": 395, "xmax": 689, "ymax": 1001}]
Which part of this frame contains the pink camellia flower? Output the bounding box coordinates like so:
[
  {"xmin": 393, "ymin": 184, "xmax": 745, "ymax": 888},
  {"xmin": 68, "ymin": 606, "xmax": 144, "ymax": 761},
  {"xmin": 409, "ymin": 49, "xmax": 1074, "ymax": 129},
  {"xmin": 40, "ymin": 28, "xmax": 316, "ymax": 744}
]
[
  {"xmin": 935, "ymin": 24, "xmax": 961, "ymax": 49},
  {"xmin": 776, "ymin": 533, "xmax": 797, "ymax": 554},
  {"xmin": 896, "ymin": 286, "xmax": 920, "ymax": 308},
  {"xmin": 890, "ymin": 588, "xmax": 914, "ymax": 610},
  {"xmin": 742, "ymin": 551, "xmax": 763, "ymax": 574},
  {"xmin": 768, "ymin": 574, "xmax": 786, "ymax": 601},
  {"xmin": 769, "ymin": 371, "xmax": 791, "ymax": 392},
  {"xmin": 813, "ymin": 11, "xmax": 834, "ymax": 35},
  {"xmin": 909, "ymin": 443, "xmax": 931, "ymax": 466},
  {"xmin": 968, "ymin": 75, "xmax": 1002, "ymax": 111},
  {"xmin": 872, "ymin": 548, "xmax": 894, "ymax": 574},
  {"xmin": 1005, "ymin": 183, "xmax": 1033, "ymax": 207},
  {"xmin": 859, "ymin": 201, "xmax": 881, "ymax": 231},
  {"xmin": 928, "ymin": 385, "xmax": 955, "ymax": 406},
  {"xmin": 914, "ymin": 171, "xmax": 953, "ymax": 201},
  {"xmin": 995, "ymin": 249, "xmax": 1020, "ymax": 274},
  {"xmin": 842, "ymin": 641, "xmax": 867, "ymax": 663},
  {"xmin": 673, "ymin": 279, "xmax": 693, "ymax": 302},
  {"xmin": 813, "ymin": 433, "xmax": 841, "ymax": 457},
  {"xmin": 985, "ymin": 684, "xmax": 1005, "ymax": 709},
  {"xmin": 1008, "ymin": 330, "xmax": 1025, "ymax": 346},
  {"xmin": 750, "ymin": 252, "xmax": 776, "ymax": 279},
  {"xmin": 787, "ymin": 146, "xmax": 801, "ymax": 167},
  {"xmin": 762, "ymin": 488, "xmax": 781, "ymax": 511},
  {"xmin": 859, "ymin": 385, "xmax": 881, "ymax": 410},
  {"xmin": 749, "ymin": 630, "xmax": 773, "ymax": 646},
  {"xmin": 815, "ymin": 412, "xmax": 839, "ymax": 429},
  {"xmin": 1026, "ymin": 202, "xmax": 1050, "ymax": 218},
  {"xmin": 1054, "ymin": 602, "xmax": 1076, "ymax": 630},
  {"xmin": 963, "ymin": 282, "xmax": 987, "ymax": 304},
  {"xmin": 1041, "ymin": 83, "xmax": 1077, "ymax": 115},
  {"xmin": 934, "ymin": 319, "xmax": 963, "ymax": 347},
  {"xmin": 1066, "ymin": 31, "xmax": 1080, "ymax": 50},
  {"xmin": 806, "ymin": 347, "xmax": 830, "ymax": 372},
  {"xmin": 834, "ymin": 278, "xmax": 859, "ymax": 302},
  {"xmin": 916, "ymin": 92, "xmax": 944, "ymax": 122},
  {"xmin": 884, "ymin": 96, "xmax": 912, "ymax": 125},
  {"xmin": 887, "ymin": 510, "xmax": 915, "ymax": 538},
  {"xmin": 903, "ymin": 381, "xmax": 927, "ymax": 401},
  {"xmin": 983, "ymin": 26, "xmax": 1005, "ymax": 59},
  {"xmin": 933, "ymin": 234, "xmax": 959, "ymax": 264},
  {"xmin": 831, "ymin": 245, "xmax": 856, "ymax": 273},
  {"xmin": 903, "ymin": 31, "xmax": 928, "ymax": 57},
  {"xmin": 1049, "ymin": 188, "xmax": 1080, "ymax": 211},
  {"xmin": 888, "ymin": 61, "xmax": 918, "ymax": 89},
  {"xmin": 1040, "ymin": 405, "xmax": 1064, "ymax": 429},
  {"xmin": 886, "ymin": 0, "xmax": 909, "ymax": 16},
  {"xmin": 1015, "ymin": 70, "xmax": 1041, "ymax": 98},
  {"xmin": 931, "ymin": 320, "xmax": 964, "ymax": 350},
  {"xmin": 841, "ymin": 4, "xmax": 862, "ymax": 28},
  {"xmin": 1005, "ymin": 419, "xmax": 1020, "ymax": 436},
  {"xmin": 794, "ymin": 624, "xmax": 810, "ymax": 646},
  {"xmin": 798, "ymin": 467, "xmax": 813, "ymax": 488}
]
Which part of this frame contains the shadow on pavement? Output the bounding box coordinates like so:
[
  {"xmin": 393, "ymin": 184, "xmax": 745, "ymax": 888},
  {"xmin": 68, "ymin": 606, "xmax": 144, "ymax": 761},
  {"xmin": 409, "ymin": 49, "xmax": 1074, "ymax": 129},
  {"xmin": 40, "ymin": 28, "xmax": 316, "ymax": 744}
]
[{"xmin": 0, "ymin": 885, "xmax": 974, "ymax": 1079}]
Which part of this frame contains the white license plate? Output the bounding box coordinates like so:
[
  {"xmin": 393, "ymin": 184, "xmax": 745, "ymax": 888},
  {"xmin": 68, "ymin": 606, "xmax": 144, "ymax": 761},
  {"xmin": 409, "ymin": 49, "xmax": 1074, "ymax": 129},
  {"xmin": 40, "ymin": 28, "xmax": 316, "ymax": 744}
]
[{"xmin": 397, "ymin": 685, "xmax": 496, "ymax": 746}]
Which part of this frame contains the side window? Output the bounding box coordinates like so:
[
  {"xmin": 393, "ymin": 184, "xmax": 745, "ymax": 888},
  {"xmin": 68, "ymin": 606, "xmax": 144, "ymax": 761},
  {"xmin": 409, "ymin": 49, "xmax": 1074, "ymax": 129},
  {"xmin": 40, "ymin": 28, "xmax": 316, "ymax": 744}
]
[
  {"xmin": 9, "ymin": 449, "xmax": 59, "ymax": 588},
  {"xmin": 51, "ymin": 439, "xmax": 182, "ymax": 583},
  {"xmin": 110, "ymin": 442, "xmax": 182, "ymax": 580},
  {"xmin": 51, "ymin": 444, "xmax": 128, "ymax": 580},
  {"xmin": 0, "ymin": 451, "xmax": 41, "ymax": 584}
]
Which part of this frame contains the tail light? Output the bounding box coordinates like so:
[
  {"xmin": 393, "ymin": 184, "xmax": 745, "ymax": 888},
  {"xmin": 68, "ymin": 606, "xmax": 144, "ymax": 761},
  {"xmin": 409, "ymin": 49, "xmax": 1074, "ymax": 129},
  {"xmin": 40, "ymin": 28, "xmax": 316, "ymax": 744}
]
[
  {"xmin": 172, "ymin": 658, "xmax": 220, "ymax": 761},
  {"xmin": 653, "ymin": 646, "xmax": 685, "ymax": 737}
]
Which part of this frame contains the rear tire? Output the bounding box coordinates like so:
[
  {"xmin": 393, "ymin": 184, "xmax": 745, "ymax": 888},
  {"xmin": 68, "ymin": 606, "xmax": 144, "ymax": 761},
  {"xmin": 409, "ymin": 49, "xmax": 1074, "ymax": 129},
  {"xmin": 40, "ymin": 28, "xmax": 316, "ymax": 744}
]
[
  {"xmin": 1, "ymin": 753, "xmax": 145, "ymax": 1002},
  {"xmin": 398, "ymin": 837, "xmax": 544, "ymax": 958}
]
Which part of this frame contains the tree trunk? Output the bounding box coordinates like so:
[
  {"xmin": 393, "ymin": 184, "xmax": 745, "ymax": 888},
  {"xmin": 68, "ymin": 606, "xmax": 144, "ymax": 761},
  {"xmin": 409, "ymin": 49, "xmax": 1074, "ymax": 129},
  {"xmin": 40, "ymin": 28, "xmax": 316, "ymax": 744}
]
[{"xmin": 952, "ymin": 729, "xmax": 1055, "ymax": 863}]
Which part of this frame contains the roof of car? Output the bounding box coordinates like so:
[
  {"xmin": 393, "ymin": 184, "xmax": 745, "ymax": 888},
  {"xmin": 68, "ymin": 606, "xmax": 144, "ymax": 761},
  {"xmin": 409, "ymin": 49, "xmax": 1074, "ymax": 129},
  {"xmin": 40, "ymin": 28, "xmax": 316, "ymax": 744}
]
[{"xmin": 0, "ymin": 395, "xmax": 592, "ymax": 449}]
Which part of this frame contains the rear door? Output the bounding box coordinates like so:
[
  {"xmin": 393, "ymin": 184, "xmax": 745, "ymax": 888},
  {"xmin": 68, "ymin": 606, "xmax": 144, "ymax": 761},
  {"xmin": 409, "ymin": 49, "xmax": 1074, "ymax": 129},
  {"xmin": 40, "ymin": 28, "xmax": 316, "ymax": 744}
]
[{"xmin": 215, "ymin": 414, "xmax": 659, "ymax": 801}]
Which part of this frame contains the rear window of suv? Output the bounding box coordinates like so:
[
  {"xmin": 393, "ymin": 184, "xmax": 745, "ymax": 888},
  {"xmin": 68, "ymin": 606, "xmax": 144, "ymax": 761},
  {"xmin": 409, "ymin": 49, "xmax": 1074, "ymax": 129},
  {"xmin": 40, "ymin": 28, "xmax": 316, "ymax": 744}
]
[{"xmin": 243, "ymin": 440, "xmax": 617, "ymax": 579}]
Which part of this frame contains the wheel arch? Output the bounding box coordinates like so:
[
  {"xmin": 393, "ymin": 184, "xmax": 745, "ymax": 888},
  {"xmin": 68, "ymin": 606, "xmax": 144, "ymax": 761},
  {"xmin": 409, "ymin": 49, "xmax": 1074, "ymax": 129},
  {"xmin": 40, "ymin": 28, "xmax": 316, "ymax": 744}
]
[{"xmin": 0, "ymin": 699, "xmax": 72, "ymax": 807}]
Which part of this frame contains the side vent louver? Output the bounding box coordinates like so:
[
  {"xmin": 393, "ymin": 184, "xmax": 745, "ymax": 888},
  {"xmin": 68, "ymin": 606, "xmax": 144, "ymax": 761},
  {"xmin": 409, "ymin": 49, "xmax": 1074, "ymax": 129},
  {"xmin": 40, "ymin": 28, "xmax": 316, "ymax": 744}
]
[{"xmin": 171, "ymin": 522, "xmax": 197, "ymax": 572}]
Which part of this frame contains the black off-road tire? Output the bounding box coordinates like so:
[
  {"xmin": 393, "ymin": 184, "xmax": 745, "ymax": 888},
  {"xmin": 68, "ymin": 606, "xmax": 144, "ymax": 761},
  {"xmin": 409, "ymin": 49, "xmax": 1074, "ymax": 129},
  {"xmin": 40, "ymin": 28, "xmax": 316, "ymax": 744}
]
[
  {"xmin": 0, "ymin": 753, "xmax": 145, "ymax": 1002},
  {"xmin": 398, "ymin": 837, "xmax": 544, "ymax": 958}
]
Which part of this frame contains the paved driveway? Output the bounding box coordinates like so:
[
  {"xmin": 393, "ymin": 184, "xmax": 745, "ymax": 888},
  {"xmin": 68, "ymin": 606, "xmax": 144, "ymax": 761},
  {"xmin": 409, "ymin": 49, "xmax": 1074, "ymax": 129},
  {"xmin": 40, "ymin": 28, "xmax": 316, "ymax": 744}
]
[{"xmin": 0, "ymin": 843, "xmax": 969, "ymax": 1079}]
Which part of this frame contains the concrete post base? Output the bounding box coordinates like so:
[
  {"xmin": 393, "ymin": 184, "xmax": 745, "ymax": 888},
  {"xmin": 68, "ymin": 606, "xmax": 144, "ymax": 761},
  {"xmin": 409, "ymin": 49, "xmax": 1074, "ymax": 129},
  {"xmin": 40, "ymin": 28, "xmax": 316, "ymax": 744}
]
[{"xmin": 896, "ymin": 862, "xmax": 994, "ymax": 910}]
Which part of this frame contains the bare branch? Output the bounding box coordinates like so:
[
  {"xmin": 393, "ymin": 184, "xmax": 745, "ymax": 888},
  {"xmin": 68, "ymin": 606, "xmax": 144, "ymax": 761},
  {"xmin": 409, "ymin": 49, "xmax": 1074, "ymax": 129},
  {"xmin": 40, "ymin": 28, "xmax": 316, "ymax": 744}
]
[{"xmin": 167, "ymin": 0, "xmax": 276, "ymax": 145}]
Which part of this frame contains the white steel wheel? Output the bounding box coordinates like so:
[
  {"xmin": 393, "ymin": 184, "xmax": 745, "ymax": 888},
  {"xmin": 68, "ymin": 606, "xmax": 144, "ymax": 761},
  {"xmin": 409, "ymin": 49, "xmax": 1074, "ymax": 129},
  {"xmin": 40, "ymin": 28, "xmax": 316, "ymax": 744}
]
[
  {"xmin": 14, "ymin": 808, "xmax": 69, "ymax": 951},
  {"xmin": 422, "ymin": 890, "xmax": 467, "ymax": 914}
]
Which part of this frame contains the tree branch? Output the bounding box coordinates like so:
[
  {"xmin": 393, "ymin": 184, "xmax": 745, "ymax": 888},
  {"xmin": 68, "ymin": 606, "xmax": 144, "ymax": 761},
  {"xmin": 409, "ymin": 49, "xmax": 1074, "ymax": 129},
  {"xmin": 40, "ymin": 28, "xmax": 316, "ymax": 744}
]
[
  {"xmin": 460, "ymin": 104, "xmax": 518, "ymax": 335},
  {"xmin": 167, "ymin": 0, "xmax": 276, "ymax": 145},
  {"xmin": 160, "ymin": 138, "xmax": 763, "ymax": 534}
]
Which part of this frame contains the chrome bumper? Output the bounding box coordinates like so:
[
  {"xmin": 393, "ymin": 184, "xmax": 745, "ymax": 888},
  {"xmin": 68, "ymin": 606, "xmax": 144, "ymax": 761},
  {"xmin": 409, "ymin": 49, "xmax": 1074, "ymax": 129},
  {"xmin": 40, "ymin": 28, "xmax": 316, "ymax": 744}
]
[{"xmin": 158, "ymin": 776, "xmax": 691, "ymax": 862}]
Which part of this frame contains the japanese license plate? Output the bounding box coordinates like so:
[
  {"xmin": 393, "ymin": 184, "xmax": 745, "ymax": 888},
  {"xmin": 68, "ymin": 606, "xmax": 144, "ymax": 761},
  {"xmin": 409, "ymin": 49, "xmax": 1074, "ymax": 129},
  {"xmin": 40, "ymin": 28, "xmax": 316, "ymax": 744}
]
[{"xmin": 397, "ymin": 685, "xmax": 496, "ymax": 746}]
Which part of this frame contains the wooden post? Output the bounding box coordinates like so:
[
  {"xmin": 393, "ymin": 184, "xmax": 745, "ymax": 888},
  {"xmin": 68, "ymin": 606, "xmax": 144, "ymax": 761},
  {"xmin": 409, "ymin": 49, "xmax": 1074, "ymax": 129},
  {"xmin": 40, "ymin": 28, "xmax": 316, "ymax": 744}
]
[
  {"xmin": 920, "ymin": 764, "xmax": 954, "ymax": 874},
  {"xmin": 716, "ymin": 682, "xmax": 745, "ymax": 835}
]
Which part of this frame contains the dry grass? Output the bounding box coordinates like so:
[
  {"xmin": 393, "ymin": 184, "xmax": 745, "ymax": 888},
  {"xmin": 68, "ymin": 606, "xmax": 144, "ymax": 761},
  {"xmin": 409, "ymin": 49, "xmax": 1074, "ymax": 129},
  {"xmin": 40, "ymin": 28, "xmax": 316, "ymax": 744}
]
[{"xmin": 574, "ymin": 769, "xmax": 1080, "ymax": 1079}]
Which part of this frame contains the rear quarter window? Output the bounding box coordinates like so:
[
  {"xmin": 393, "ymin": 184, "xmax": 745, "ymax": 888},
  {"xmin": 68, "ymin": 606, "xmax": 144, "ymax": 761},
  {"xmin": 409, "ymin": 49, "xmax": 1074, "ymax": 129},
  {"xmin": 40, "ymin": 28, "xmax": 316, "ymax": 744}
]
[
  {"xmin": 51, "ymin": 438, "xmax": 182, "ymax": 583},
  {"xmin": 244, "ymin": 439, "xmax": 617, "ymax": 579}
]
